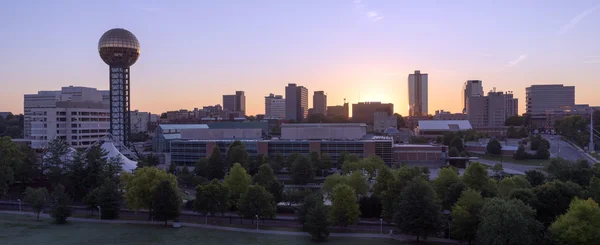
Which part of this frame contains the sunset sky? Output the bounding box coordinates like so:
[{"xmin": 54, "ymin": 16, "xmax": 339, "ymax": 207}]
[{"xmin": 1, "ymin": 0, "xmax": 599, "ymax": 116}]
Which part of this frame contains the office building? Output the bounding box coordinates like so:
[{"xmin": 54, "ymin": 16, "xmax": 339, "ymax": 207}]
[
  {"xmin": 408, "ymin": 70, "xmax": 428, "ymax": 116},
  {"xmin": 98, "ymin": 28, "xmax": 140, "ymax": 146},
  {"xmin": 327, "ymin": 102, "xmax": 349, "ymax": 119},
  {"xmin": 130, "ymin": 110, "xmax": 150, "ymax": 133},
  {"xmin": 526, "ymin": 85, "xmax": 579, "ymax": 128},
  {"xmin": 24, "ymin": 86, "xmax": 110, "ymax": 149},
  {"xmin": 373, "ymin": 111, "xmax": 397, "ymax": 133},
  {"xmin": 467, "ymin": 90, "xmax": 518, "ymax": 128},
  {"xmin": 264, "ymin": 94, "xmax": 286, "ymax": 119},
  {"xmin": 352, "ymin": 102, "xmax": 393, "ymax": 124},
  {"xmin": 433, "ymin": 110, "xmax": 468, "ymax": 120},
  {"xmin": 285, "ymin": 83, "xmax": 308, "ymax": 121},
  {"xmin": 223, "ymin": 91, "xmax": 246, "ymax": 116},
  {"xmin": 462, "ymin": 80, "xmax": 483, "ymax": 113},
  {"xmin": 313, "ymin": 91, "xmax": 327, "ymax": 115}
]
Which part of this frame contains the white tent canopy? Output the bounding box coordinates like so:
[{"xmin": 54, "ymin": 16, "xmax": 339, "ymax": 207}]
[{"xmin": 100, "ymin": 140, "xmax": 137, "ymax": 172}]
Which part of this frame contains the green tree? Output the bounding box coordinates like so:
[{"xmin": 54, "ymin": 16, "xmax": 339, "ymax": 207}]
[
  {"xmin": 589, "ymin": 176, "xmax": 600, "ymax": 203},
  {"xmin": 486, "ymin": 139, "xmax": 502, "ymax": 155},
  {"xmin": 269, "ymin": 153, "xmax": 284, "ymax": 173},
  {"xmin": 337, "ymin": 152, "xmax": 349, "ymax": 169},
  {"xmin": 84, "ymin": 144, "xmax": 109, "ymax": 190},
  {"xmin": 341, "ymin": 155, "xmax": 386, "ymax": 177},
  {"xmin": 323, "ymin": 173, "xmax": 348, "ymax": 196},
  {"xmin": 0, "ymin": 136, "xmax": 23, "ymax": 196},
  {"xmin": 546, "ymin": 158, "xmax": 594, "ymax": 186},
  {"xmin": 513, "ymin": 145, "xmax": 529, "ymax": 160},
  {"xmin": 309, "ymin": 152, "xmax": 321, "ymax": 174},
  {"xmin": 194, "ymin": 179, "xmax": 230, "ymax": 218},
  {"xmin": 372, "ymin": 166, "xmax": 394, "ymax": 196},
  {"xmin": 394, "ymin": 178, "xmax": 442, "ymax": 242},
  {"xmin": 450, "ymin": 189, "xmax": 484, "ymax": 245},
  {"xmin": 432, "ymin": 167, "xmax": 461, "ymax": 210},
  {"xmin": 297, "ymin": 192, "xmax": 324, "ymax": 226},
  {"xmin": 550, "ymin": 198, "xmax": 600, "ymax": 245},
  {"xmin": 518, "ymin": 126, "xmax": 528, "ymax": 138},
  {"xmin": 533, "ymin": 180, "xmax": 582, "ymax": 225},
  {"xmin": 525, "ymin": 170, "xmax": 545, "ymax": 187},
  {"xmin": 67, "ymin": 151, "xmax": 88, "ymax": 201},
  {"xmin": 291, "ymin": 155, "xmax": 315, "ymax": 185},
  {"xmin": 508, "ymin": 188, "xmax": 537, "ymax": 208},
  {"xmin": 394, "ymin": 113, "xmax": 406, "ymax": 128},
  {"xmin": 90, "ymin": 179, "xmax": 121, "ymax": 219},
  {"xmin": 168, "ymin": 162, "xmax": 177, "ymax": 174},
  {"xmin": 491, "ymin": 163, "xmax": 504, "ymax": 177},
  {"xmin": 24, "ymin": 187, "xmax": 49, "ymax": 221},
  {"xmin": 305, "ymin": 201, "xmax": 330, "ymax": 241},
  {"xmin": 476, "ymin": 198, "xmax": 543, "ymax": 245},
  {"xmin": 381, "ymin": 166, "xmax": 429, "ymax": 220},
  {"xmin": 498, "ymin": 176, "xmax": 531, "ymax": 197},
  {"xmin": 507, "ymin": 125, "xmax": 518, "ymax": 138},
  {"xmin": 535, "ymin": 143, "xmax": 550, "ymax": 160},
  {"xmin": 227, "ymin": 141, "xmax": 249, "ymax": 170},
  {"xmin": 462, "ymin": 162, "xmax": 490, "ymax": 191},
  {"xmin": 347, "ymin": 171, "xmax": 369, "ymax": 198},
  {"xmin": 443, "ymin": 181, "xmax": 467, "ymax": 212},
  {"xmin": 223, "ymin": 163, "xmax": 251, "ymax": 210},
  {"xmin": 238, "ymin": 185, "xmax": 276, "ymax": 219},
  {"xmin": 319, "ymin": 153, "xmax": 333, "ymax": 175},
  {"xmin": 151, "ymin": 180, "xmax": 182, "ymax": 226},
  {"xmin": 194, "ymin": 158, "xmax": 208, "ymax": 177},
  {"xmin": 286, "ymin": 152, "xmax": 300, "ymax": 170},
  {"xmin": 49, "ymin": 184, "xmax": 72, "ymax": 224},
  {"xmin": 45, "ymin": 138, "xmax": 70, "ymax": 187},
  {"xmin": 450, "ymin": 136, "xmax": 464, "ymax": 152},
  {"xmin": 121, "ymin": 167, "xmax": 178, "ymax": 219},
  {"xmin": 207, "ymin": 147, "xmax": 225, "ymax": 180},
  {"xmin": 505, "ymin": 115, "xmax": 525, "ymax": 126},
  {"xmin": 329, "ymin": 184, "xmax": 360, "ymax": 227},
  {"xmin": 252, "ymin": 164, "xmax": 283, "ymax": 203}
]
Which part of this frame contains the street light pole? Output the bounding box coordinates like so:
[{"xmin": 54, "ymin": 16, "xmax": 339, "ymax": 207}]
[
  {"xmin": 380, "ymin": 218, "xmax": 383, "ymax": 235},
  {"xmin": 17, "ymin": 199, "xmax": 21, "ymax": 212},
  {"xmin": 255, "ymin": 215, "xmax": 259, "ymax": 230},
  {"xmin": 97, "ymin": 206, "xmax": 101, "ymax": 220}
]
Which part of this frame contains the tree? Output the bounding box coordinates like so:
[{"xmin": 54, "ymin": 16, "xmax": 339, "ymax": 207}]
[
  {"xmin": 238, "ymin": 185, "xmax": 276, "ymax": 219},
  {"xmin": 44, "ymin": 138, "xmax": 70, "ymax": 187},
  {"xmin": 535, "ymin": 143, "xmax": 550, "ymax": 160},
  {"xmin": 297, "ymin": 192, "xmax": 324, "ymax": 226},
  {"xmin": 24, "ymin": 187, "xmax": 49, "ymax": 221},
  {"xmin": 286, "ymin": 152, "xmax": 300, "ymax": 170},
  {"xmin": 151, "ymin": 180, "xmax": 182, "ymax": 226},
  {"xmin": 450, "ymin": 137, "xmax": 464, "ymax": 152},
  {"xmin": 194, "ymin": 179, "xmax": 230, "ymax": 218},
  {"xmin": 497, "ymin": 176, "xmax": 531, "ymax": 197},
  {"xmin": 137, "ymin": 154, "xmax": 159, "ymax": 169},
  {"xmin": 252, "ymin": 164, "xmax": 283, "ymax": 203},
  {"xmin": 509, "ymin": 188, "xmax": 537, "ymax": 208},
  {"xmin": 168, "ymin": 162, "xmax": 177, "ymax": 174},
  {"xmin": 394, "ymin": 113, "xmax": 406, "ymax": 128},
  {"xmin": 305, "ymin": 201, "xmax": 331, "ymax": 242},
  {"xmin": 525, "ymin": 170, "xmax": 546, "ymax": 187},
  {"xmin": 491, "ymin": 163, "xmax": 504, "ymax": 177},
  {"xmin": 394, "ymin": 178, "xmax": 442, "ymax": 242},
  {"xmin": 223, "ymin": 163, "xmax": 251, "ymax": 210},
  {"xmin": 207, "ymin": 147, "xmax": 225, "ymax": 180},
  {"xmin": 291, "ymin": 155, "xmax": 315, "ymax": 185},
  {"xmin": 227, "ymin": 140, "xmax": 249, "ymax": 170},
  {"xmin": 462, "ymin": 162, "xmax": 490, "ymax": 191},
  {"xmin": 269, "ymin": 153, "xmax": 284, "ymax": 173},
  {"xmin": 84, "ymin": 144, "xmax": 109, "ymax": 190},
  {"xmin": 443, "ymin": 181, "xmax": 467, "ymax": 212},
  {"xmin": 337, "ymin": 152, "xmax": 348, "ymax": 169},
  {"xmin": 49, "ymin": 184, "xmax": 72, "ymax": 224},
  {"xmin": 486, "ymin": 139, "xmax": 502, "ymax": 155},
  {"xmin": 67, "ymin": 151, "xmax": 88, "ymax": 201},
  {"xmin": 505, "ymin": 115, "xmax": 525, "ymax": 126},
  {"xmin": 91, "ymin": 179, "xmax": 121, "ymax": 219},
  {"xmin": 121, "ymin": 167, "xmax": 178, "ymax": 219},
  {"xmin": 323, "ymin": 173, "xmax": 347, "ymax": 196},
  {"xmin": 550, "ymin": 198, "xmax": 600, "ymax": 244},
  {"xmin": 518, "ymin": 127, "xmax": 528, "ymax": 138},
  {"xmin": 507, "ymin": 126, "xmax": 518, "ymax": 138},
  {"xmin": 533, "ymin": 180, "xmax": 582, "ymax": 225},
  {"xmin": 433, "ymin": 167, "xmax": 461, "ymax": 210},
  {"xmin": 372, "ymin": 167, "xmax": 394, "ymax": 196},
  {"xmin": 341, "ymin": 155, "xmax": 386, "ymax": 177},
  {"xmin": 359, "ymin": 195, "xmax": 382, "ymax": 218},
  {"xmin": 546, "ymin": 158, "xmax": 595, "ymax": 186},
  {"xmin": 309, "ymin": 151, "xmax": 321, "ymax": 175},
  {"xmin": 0, "ymin": 136, "xmax": 23, "ymax": 196},
  {"xmin": 347, "ymin": 171, "xmax": 369, "ymax": 198},
  {"xmin": 381, "ymin": 166, "xmax": 429, "ymax": 220},
  {"xmin": 477, "ymin": 198, "xmax": 543, "ymax": 245},
  {"xmin": 589, "ymin": 177, "xmax": 600, "ymax": 203},
  {"xmin": 450, "ymin": 189, "xmax": 484, "ymax": 245},
  {"xmin": 320, "ymin": 153, "xmax": 333, "ymax": 174},
  {"xmin": 194, "ymin": 157, "xmax": 208, "ymax": 177},
  {"xmin": 329, "ymin": 184, "xmax": 360, "ymax": 227},
  {"xmin": 513, "ymin": 145, "xmax": 529, "ymax": 160}
]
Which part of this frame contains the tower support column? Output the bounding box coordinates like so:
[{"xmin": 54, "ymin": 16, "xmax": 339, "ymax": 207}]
[{"xmin": 109, "ymin": 66, "xmax": 131, "ymax": 147}]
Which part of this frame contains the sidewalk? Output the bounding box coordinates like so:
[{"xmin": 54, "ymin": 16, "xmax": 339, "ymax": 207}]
[{"xmin": 0, "ymin": 210, "xmax": 457, "ymax": 244}]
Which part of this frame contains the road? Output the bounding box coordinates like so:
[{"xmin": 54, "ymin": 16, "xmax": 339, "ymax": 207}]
[{"xmin": 541, "ymin": 134, "xmax": 588, "ymax": 162}]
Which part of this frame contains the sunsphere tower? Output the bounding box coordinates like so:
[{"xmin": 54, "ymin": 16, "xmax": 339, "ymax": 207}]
[{"xmin": 98, "ymin": 28, "xmax": 140, "ymax": 147}]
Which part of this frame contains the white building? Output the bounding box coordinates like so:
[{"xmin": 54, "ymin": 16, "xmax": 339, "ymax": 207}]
[
  {"xmin": 408, "ymin": 70, "xmax": 428, "ymax": 116},
  {"xmin": 24, "ymin": 86, "xmax": 110, "ymax": 149},
  {"xmin": 373, "ymin": 111, "xmax": 397, "ymax": 133},
  {"xmin": 130, "ymin": 110, "xmax": 150, "ymax": 133},
  {"xmin": 463, "ymin": 80, "xmax": 483, "ymax": 113},
  {"xmin": 265, "ymin": 93, "xmax": 286, "ymax": 119}
]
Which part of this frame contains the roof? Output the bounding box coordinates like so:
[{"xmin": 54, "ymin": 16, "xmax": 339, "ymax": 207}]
[
  {"xmin": 281, "ymin": 123, "xmax": 367, "ymax": 128},
  {"xmin": 418, "ymin": 120, "xmax": 472, "ymax": 131},
  {"xmin": 158, "ymin": 124, "xmax": 209, "ymax": 131},
  {"xmin": 163, "ymin": 133, "xmax": 182, "ymax": 140}
]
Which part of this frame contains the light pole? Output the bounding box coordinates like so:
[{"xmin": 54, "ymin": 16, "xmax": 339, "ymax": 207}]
[
  {"xmin": 255, "ymin": 215, "xmax": 259, "ymax": 230},
  {"xmin": 380, "ymin": 218, "xmax": 383, "ymax": 235},
  {"xmin": 17, "ymin": 199, "xmax": 21, "ymax": 212},
  {"xmin": 97, "ymin": 206, "xmax": 101, "ymax": 220}
]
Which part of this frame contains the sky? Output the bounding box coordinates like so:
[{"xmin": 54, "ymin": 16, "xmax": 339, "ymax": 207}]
[{"xmin": 1, "ymin": 0, "xmax": 599, "ymax": 116}]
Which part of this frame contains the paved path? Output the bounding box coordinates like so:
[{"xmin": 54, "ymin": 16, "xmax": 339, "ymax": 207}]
[
  {"xmin": 476, "ymin": 159, "xmax": 543, "ymax": 175},
  {"xmin": 0, "ymin": 210, "xmax": 457, "ymax": 244}
]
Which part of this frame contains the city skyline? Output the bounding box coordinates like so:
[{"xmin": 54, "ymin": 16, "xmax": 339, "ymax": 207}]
[{"xmin": 1, "ymin": 1, "xmax": 600, "ymax": 116}]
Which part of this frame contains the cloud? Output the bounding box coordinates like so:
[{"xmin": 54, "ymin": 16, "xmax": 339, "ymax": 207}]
[
  {"xmin": 506, "ymin": 54, "xmax": 528, "ymax": 67},
  {"xmin": 354, "ymin": 0, "xmax": 384, "ymax": 22},
  {"xmin": 559, "ymin": 5, "xmax": 600, "ymax": 34}
]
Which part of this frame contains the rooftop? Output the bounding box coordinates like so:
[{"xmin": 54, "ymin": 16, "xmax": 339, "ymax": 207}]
[
  {"xmin": 281, "ymin": 123, "xmax": 367, "ymax": 128},
  {"xmin": 418, "ymin": 120, "xmax": 472, "ymax": 131},
  {"xmin": 158, "ymin": 124, "xmax": 209, "ymax": 131}
]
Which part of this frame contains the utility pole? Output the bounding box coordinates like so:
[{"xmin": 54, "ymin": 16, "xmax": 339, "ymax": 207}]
[{"xmin": 590, "ymin": 110, "xmax": 594, "ymax": 152}]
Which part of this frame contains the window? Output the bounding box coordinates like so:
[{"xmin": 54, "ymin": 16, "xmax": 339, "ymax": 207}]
[{"xmin": 71, "ymin": 124, "xmax": 77, "ymax": 128}]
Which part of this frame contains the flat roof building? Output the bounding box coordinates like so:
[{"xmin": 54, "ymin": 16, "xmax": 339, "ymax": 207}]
[
  {"xmin": 264, "ymin": 93, "xmax": 286, "ymax": 119},
  {"xmin": 408, "ymin": 70, "xmax": 428, "ymax": 116}
]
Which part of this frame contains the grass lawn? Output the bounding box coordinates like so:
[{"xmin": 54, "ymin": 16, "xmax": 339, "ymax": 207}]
[
  {"xmin": 0, "ymin": 214, "xmax": 446, "ymax": 245},
  {"xmin": 470, "ymin": 153, "xmax": 549, "ymax": 166}
]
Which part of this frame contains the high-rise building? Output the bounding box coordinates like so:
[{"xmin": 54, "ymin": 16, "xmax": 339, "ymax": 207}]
[
  {"xmin": 24, "ymin": 86, "xmax": 110, "ymax": 149},
  {"xmin": 352, "ymin": 102, "xmax": 394, "ymax": 126},
  {"xmin": 313, "ymin": 91, "xmax": 327, "ymax": 115},
  {"xmin": 98, "ymin": 28, "xmax": 140, "ymax": 147},
  {"xmin": 285, "ymin": 83, "xmax": 308, "ymax": 121},
  {"xmin": 467, "ymin": 90, "xmax": 518, "ymax": 128},
  {"xmin": 462, "ymin": 80, "xmax": 483, "ymax": 113},
  {"xmin": 222, "ymin": 91, "xmax": 246, "ymax": 116},
  {"xmin": 408, "ymin": 70, "xmax": 428, "ymax": 116},
  {"xmin": 526, "ymin": 85, "xmax": 575, "ymax": 115},
  {"xmin": 327, "ymin": 103, "xmax": 350, "ymax": 119},
  {"xmin": 130, "ymin": 110, "xmax": 150, "ymax": 133},
  {"xmin": 265, "ymin": 93, "xmax": 286, "ymax": 119}
]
